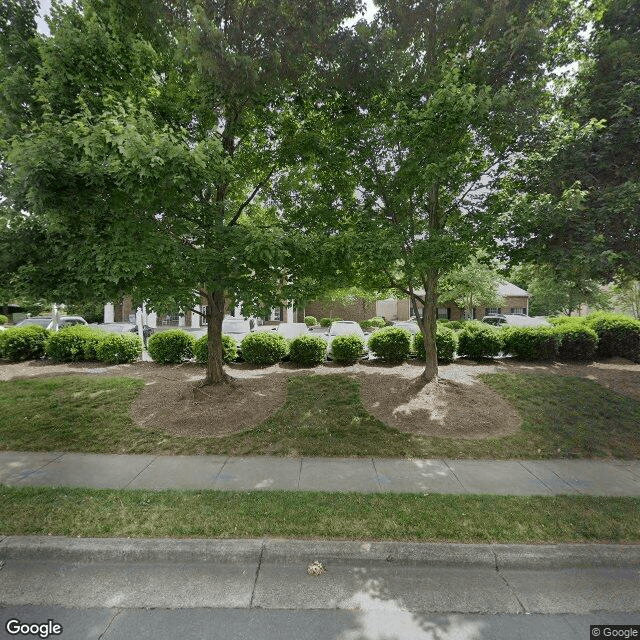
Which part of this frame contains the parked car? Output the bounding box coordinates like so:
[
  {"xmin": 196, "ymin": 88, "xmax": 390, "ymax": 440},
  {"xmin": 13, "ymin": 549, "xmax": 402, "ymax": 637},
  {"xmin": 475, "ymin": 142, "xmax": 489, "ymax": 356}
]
[
  {"xmin": 221, "ymin": 317, "xmax": 255, "ymax": 349},
  {"xmin": 391, "ymin": 320, "xmax": 421, "ymax": 335},
  {"xmin": 482, "ymin": 314, "xmax": 550, "ymax": 328},
  {"xmin": 272, "ymin": 322, "xmax": 309, "ymax": 340},
  {"xmin": 16, "ymin": 316, "xmax": 89, "ymax": 330},
  {"xmin": 94, "ymin": 322, "xmax": 154, "ymax": 346},
  {"xmin": 324, "ymin": 321, "xmax": 368, "ymax": 360}
]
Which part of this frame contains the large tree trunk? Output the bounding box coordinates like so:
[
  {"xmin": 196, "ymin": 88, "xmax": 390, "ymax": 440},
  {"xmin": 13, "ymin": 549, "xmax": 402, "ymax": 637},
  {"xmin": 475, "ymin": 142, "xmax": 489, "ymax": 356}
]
[
  {"xmin": 204, "ymin": 288, "xmax": 230, "ymax": 385},
  {"xmin": 421, "ymin": 269, "xmax": 439, "ymax": 382}
]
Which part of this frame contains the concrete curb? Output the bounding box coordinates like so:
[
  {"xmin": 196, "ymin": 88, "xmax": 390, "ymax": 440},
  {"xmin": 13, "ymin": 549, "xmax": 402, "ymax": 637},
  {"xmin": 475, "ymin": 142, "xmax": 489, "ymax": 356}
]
[{"xmin": 2, "ymin": 536, "xmax": 640, "ymax": 568}]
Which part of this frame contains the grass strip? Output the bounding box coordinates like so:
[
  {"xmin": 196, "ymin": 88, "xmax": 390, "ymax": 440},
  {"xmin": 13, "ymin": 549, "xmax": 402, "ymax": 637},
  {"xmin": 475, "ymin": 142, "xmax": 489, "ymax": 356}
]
[
  {"xmin": 0, "ymin": 486, "xmax": 638, "ymax": 543},
  {"xmin": 1, "ymin": 372, "xmax": 639, "ymax": 459}
]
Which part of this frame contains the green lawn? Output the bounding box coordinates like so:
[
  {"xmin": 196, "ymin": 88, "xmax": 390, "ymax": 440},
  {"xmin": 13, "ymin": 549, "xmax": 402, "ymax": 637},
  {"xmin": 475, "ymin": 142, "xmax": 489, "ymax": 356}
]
[
  {"xmin": 1, "ymin": 371, "xmax": 639, "ymax": 458},
  {"xmin": 1, "ymin": 486, "xmax": 638, "ymax": 543}
]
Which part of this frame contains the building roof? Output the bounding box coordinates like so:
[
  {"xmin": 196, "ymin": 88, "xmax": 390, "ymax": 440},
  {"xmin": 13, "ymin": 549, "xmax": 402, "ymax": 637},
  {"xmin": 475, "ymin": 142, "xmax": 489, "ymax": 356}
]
[{"xmin": 497, "ymin": 281, "xmax": 530, "ymax": 298}]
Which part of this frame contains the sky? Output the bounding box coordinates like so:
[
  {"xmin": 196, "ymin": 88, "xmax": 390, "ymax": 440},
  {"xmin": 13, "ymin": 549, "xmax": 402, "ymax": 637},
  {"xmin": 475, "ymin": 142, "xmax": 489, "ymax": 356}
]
[{"xmin": 35, "ymin": 0, "xmax": 378, "ymax": 35}]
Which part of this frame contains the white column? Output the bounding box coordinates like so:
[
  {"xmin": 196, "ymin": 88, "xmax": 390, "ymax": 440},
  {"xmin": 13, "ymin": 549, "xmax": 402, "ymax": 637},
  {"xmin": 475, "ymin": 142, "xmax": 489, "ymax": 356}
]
[
  {"xmin": 234, "ymin": 303, "xmax": 242, "ymax": 318},
  {"xmin": 148, "ymin": 312, "xmax": 157, "ymax": 328},
  {"xmin": 104, "ymin": 303, "xmax": 114, "ymax": 323},
  {"xmin": 191, "ymin": 308, "xmax": 200, "ymax": 328},
  {"xmin": 178, "ymin": 313, "xmax": 186, "ymax": 327},
  {"xmin": 286, "ymin": 304, "xmax": 295, "ymax": 323}
]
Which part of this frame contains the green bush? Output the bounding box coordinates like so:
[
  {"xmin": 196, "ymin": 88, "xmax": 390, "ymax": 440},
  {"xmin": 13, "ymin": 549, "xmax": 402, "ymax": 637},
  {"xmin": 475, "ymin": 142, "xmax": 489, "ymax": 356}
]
[
  {"xmin": 303, "ymin": 316, "xmax": 318, "ymax": 327},
  {"xmin": 0, "ymin": 325, "xmax": 49, "ymax": 362},
  {"xmin": 457, "ymin": 321, "xmax": 504, "ymax": 360},
  {"xmin": 0, "ymin": 314, "xmax": 8, "ymax": 325},
  {"xmin": 502, "ymin": 326, "xmax": 559, "ymax": 361},
  {"xmin": 288, "ymin": 334, "xmax": 327, "ymax": 366},
  {"xmin": 95, "ymin": 333, "xmax": 142, "ymax": 364},
  {"xmin": 437, "ymin": 318, "xmax": 450, "ymax": 325},
  {"xmin": 367, "ymin": 326, "xmax": 412, "ymax": 363},
  {"xmin": 319, "ymin": 317, "xmax": 332, "ymax": 327},
  {"xmin": 447, "ymin": 320, "xmax": 466, "ymax": 330},
  {"xmin": 547, "ymin": 315, "xmax": 584, "ymax": 326},
  {"xmin": 330, "ymin": 334, "xmax": 365, "ymax": 364},
  {"xmin": 553, "ymin": 323, "xmax": 598, "ymax": 361},
  {"xmin": 414, "ymin": 325, "xmax": 458, "ymax": 364},
  {"xmin": 194, "ymin": 334, "xmax": 237, "ymax": 364},
  {"xmin": 147, "ymin": 330, "xmax": 195, "ymax": 364},
  {"xmin": 584, "ymin": 312, "xmax": 640, "ymax": 362},
  {"xmin": 44, "ymin": 326, "xmax": 106, "ymax": 362},
  {"xmin": 240, "ymin": 331, "xmax": 288, "ymax": 365},
  {"xmin": 367, "ymin": 316, "xmax": 386, "ymax": 328}
]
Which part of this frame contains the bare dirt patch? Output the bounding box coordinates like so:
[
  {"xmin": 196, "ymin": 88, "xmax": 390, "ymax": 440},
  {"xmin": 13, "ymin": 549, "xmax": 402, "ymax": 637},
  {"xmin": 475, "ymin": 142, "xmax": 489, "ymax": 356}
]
[{"xmin": 2, "ymin": 356, "xmax": 639, "ymax": 439}]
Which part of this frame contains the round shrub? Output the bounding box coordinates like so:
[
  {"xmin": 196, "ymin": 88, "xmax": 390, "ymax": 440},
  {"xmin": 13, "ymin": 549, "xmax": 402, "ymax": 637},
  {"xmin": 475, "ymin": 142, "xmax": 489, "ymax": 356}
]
[
  {"xmin": 240, "ymin": 331, "xmax": 288, "ymax": 365},
  {"xmin": 45, "ymin": 326, "xmax": 106, "ymax": 362},
  {"xmin": 584, "ymin": 312, "xmax": 640, "ymax": 362},
  {"xmin": 367, "ymin": 316, "xmax": 386, "ymax": 329},
  {"xmin": 414, "ymin": 325, "xmax": 458, "ymax": 364},
  {"xmin": 552, "ymin": 323, "xmax": 598, "ymax": 361},
  {"xmin": 0, "ymin": 314, "xmax": 8, "ymax": 325},
  {"xmin": 304, "ymin": 316, "xmax": 318, "ymax": 327},
  {"xmin": 95, "ymin": 333, "xmax": 142, "ymax": 364},
  {"xmin": 147, "ymin": 329, "xmax": 195, "ymax": 364},
  {"xmin": 330, "ymin": 334, "xmax": 365, "ymax": 364},
  {"xmin": 319, "ymin": 317, "xmax": 332, "ymax": 327},
  {"xmin": 289, "ymin": 334, "xmax": 327, "ymax": 366},
  {"xmin": 547, "ymin": 315, "xmax": 584, "ymax": 326},
  {"xmin": 502, "ymin": 326, "xmax": 559, "ymax": 361},
  {"xmin": 367, "ymin": 326, "xmax": 412, "ymax": 363},
  {"xmin": 447, "ymin": 320, "xmax": 466, "ymax": 331},
  {"xmin": 0, "ymin": 325, "xmax": 49, "ymax": 362},
  {"xmin": 457, "ymin": 321, "xmax": 504, "ymax": 360},
  {"xmin": 194, "ymin": 334, "xmax": 237, "ymax": 364}
]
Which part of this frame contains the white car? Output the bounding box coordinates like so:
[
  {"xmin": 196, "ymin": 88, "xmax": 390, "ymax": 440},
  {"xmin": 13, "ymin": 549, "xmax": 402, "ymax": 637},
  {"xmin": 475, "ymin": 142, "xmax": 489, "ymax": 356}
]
[
  {"xmin": 325, "ymin": 321, "xmax": 368, "ymax": 359},
  {"xmin": 272, "ymin": 322, "xmax": 309, "ymax": 340},
  {"xmin": 16, "ymin": 316, "xmax": 89, "ymax": 330},
  {"xmin": 221, "ymin": 317, "xmax": 255, "ymax": 348},
  {"xmin": 482, "ymin": 314, "xmax": 550, "ymax": 328}
]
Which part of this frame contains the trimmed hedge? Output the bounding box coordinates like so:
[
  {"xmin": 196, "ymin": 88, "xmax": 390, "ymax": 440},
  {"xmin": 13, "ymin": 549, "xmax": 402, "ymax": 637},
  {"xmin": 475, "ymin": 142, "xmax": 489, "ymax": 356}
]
[
  {"xmin": 414, "ymin": 325, "xmax": 458, "ymax": 364},
  {"xmin": 0, "ymin": 325, "xmax": 49, "ymax": 362},
  {"xmin": 0, "ymin": 314, "xmax": 8, "ymax": 325},
  {"xmin": 553, "ymin": 323, "xmax": 598, "ymax": 361},
  {"xmin": 502, "ymin": 326, "xmax": 559, "ymax": 361},
  {"xmin": 147, "ymin": 330, "xmax": 195, "ymax": 364},
  {"xmin": 457, "ymin": 321, "xmax": 503, "ymax": 360},
  {"xmin": 240, "ymin": 331, "xmax": 288, "ymax": 365},
  {"xmin": 303, "ymin": 316, "xmax": 318, "ymax": 327},
  {"xmin": 330, "ymin": 334, "xmax": 365, "ymax": 364},
  {"xmin": 447, "ymin": 320, "xmax": 466, "ymax": 331},
  {"xmin": 367, "ymin": 326, "xmax": 412, "ymax": 363},
  {"xmin": 319, "ymin": 317, "xmax": 342, "ymax": 328},
  {"xmin": 95, "ymin": 333, "xmax": 142, "ymax": 364},
  {"xmin": 289, "ymin": 334, "xmax": 327, "ymax": 366},
  {"xmin": 194, "ymin": 334, "xmax": 237, "ymax": 364},
  {"xmin": 584, "ymin": 312, "xmax": 640, "ymax": 362},
  {"xmin": 44, "ymin": 326, "xmax": 106, "ymax": 362}
]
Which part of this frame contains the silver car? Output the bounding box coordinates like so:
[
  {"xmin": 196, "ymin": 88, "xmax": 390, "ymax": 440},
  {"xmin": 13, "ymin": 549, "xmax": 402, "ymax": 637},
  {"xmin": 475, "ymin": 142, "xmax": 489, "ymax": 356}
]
[{"xmin": 16, "ymin": 316, "xmax": 89, "ymax": 330}]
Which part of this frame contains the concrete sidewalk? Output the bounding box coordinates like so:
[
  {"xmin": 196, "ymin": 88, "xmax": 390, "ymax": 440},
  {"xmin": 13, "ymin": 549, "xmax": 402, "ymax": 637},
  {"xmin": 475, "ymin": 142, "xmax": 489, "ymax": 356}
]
[{"xmin": 1, "ymin": 451, "xmax": 640, "ymax": 495}]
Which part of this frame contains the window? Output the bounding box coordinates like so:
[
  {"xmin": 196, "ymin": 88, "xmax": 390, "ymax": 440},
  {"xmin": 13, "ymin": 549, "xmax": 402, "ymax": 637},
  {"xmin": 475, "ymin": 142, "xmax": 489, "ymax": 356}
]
[
  {"xmin": 510, "ymin": 307, "xmax": 527, "ymax": 315},
  {"xmin": 437, "ymin": 307, "xmax": 450, "ymax": 319},
  {"xmin": 160, "ymin": 313, "xmax": 180, "ymax": 326},
  {"xmin": 485, "ymin": 308, "xmax": 502, "ymax": 315},
  {"xmin": 200, "ymin": 306, "xmax": 208, "ymax": 326}
]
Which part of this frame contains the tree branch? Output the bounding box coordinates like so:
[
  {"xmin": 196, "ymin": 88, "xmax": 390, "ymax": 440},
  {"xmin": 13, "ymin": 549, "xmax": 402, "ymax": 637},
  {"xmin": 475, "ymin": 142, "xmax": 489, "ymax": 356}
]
[{"xmin": 227, "ymin": 166, "xmax": 276, "ymax": 226}]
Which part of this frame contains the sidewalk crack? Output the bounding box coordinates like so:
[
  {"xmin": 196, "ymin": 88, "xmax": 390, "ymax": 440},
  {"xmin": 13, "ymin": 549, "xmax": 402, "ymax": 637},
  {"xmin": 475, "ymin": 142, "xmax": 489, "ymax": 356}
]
[
  {"xmin": 97, "ymin": 608, "xmax": 122, "ymax": 639},
  {"xmin": 493, "ymin": 551, "xmax": 527, "ymax": 614},
  {"xmin": 442, "ymin": 460, "xmax": 468, "ymax": 493},
  {"xmin": 517, "ymin": 461, "xmax": 556, "ymax": 494},
  {"xmin": 249, "ymin": 540, "xmax": 265, "ymax": 608},
  {"xmin": 123, "ymin": 456, "xmax": 158, "ymax": 489}
]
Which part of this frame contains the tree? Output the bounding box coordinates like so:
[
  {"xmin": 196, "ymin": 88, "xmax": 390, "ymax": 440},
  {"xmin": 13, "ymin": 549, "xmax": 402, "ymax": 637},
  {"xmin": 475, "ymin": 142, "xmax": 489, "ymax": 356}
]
[
  {"xmin": 612, "ymin": 280, "xmax": 640, "ymax": 319},
  {"xmin": 289, "ymin": 0, "xmax": 578, "ymax": 381},
  {"xmin": 1, "ymin": 0, "xmax": 360, "ymax": 385},
  {"xmin": 509, "ymin": 263, "xmax": 610, "ymax": 316},
  {"xmin": 438, "ymin": 254, "xmax": 505, "ymax": 319},
  {"xmin": 502, "ymin": 0, "xmax": 640, "ymax": 281}
]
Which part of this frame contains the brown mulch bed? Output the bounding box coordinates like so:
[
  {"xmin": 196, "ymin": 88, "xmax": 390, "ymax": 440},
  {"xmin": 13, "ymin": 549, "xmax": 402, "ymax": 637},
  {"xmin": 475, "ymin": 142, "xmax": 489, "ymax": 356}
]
[{"xmin": 1, "ymin": 357, "xmax": 639, "ymax": 439}]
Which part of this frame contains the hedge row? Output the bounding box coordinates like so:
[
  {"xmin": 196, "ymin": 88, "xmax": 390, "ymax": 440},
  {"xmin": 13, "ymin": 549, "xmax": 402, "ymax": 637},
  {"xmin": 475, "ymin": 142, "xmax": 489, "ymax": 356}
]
[{"xmin": 0, "ymin": 325, "xmax": 142, "ymax": 364}]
